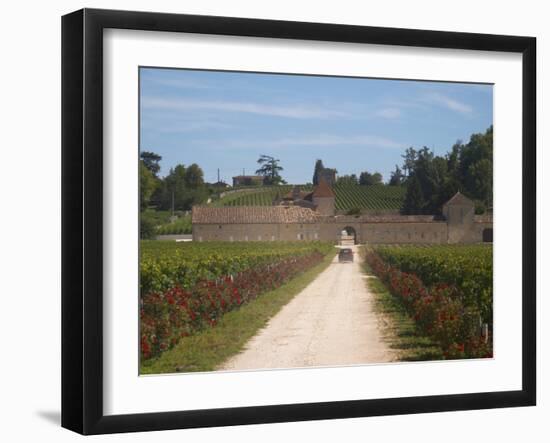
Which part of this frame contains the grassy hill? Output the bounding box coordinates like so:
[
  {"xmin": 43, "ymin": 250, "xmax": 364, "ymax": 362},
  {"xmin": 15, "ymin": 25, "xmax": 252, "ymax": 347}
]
[{"xmin": 212, "ymin": 184, "xmax": 405, "ymax": 212}]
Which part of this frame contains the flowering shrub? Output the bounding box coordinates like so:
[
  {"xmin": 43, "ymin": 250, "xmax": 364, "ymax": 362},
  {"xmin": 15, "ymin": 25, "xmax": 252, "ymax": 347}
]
[
  {"xmin": 375, "ymin": 244, "xmax": 492, "ymax": 326},
  {"xmin": 366, "ymin": 250, "xmax": 492, "ymax": 359},
  {"xmin": 140, "ymin": 243, "xmax": 332, "ymax": 361}
]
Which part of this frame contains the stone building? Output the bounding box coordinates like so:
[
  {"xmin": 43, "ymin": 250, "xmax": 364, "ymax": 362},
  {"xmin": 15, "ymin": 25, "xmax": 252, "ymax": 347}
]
[
  {"xmin": 317, "ymin": 168, "xmax": 337, "ymax": 186},
  {"xmin": 272, "ymin": 181, "xmax": 335, "ymax": 215},
  {"xmin": 232, "ymin": 175, "xmax": 264, "ymax": 187},
  {"xmin": 192, "ymin": 186, "xmax": 493, "ymax": 244}
]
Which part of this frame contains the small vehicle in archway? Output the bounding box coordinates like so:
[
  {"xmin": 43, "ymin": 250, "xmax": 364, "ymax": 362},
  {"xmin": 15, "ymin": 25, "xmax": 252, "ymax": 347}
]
[{"xmin": 338, "ymin": 248, "xmax": 354, "ymax": 263}]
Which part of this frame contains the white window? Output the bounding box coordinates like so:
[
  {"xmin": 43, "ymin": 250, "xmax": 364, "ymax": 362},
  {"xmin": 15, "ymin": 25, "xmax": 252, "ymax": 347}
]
[
  {"xmin": 314, "ymin": 233, "xmax": 318, "ymax": 239},
  {"xmin": 244, "ymin": 235, "xmax": 248, "ymax": 241}
]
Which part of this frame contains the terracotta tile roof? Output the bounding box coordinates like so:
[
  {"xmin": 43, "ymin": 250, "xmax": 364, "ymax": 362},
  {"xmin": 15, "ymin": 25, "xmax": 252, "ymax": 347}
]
[
  {"xmin": 444, "ymin": 191, "xmax": 474, "ymax": 206},
  {"xmin": 312, "ymin": 179, "xmax": 335, "ymax": 198},
  {"xmin": 192, "ymin": 206, "xmax": 319, "ymax": 224}
]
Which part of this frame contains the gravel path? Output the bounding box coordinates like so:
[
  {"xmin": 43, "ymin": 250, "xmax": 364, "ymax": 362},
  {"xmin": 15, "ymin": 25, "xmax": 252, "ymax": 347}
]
[{"xmin": 219, "ymin": 246, "xmax": 394, "ymax": 371}]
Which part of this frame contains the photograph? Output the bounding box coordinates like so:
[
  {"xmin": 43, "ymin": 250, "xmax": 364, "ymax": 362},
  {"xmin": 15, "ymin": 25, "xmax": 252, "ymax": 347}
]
[{"xmin": 138, "ymin": 67, "xmax": 494, "ymax": 375}]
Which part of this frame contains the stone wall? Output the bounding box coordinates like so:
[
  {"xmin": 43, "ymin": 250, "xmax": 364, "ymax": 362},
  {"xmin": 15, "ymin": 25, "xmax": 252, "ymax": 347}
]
[
  {"xmin": 192, "ymin": 222, "xmax": 322, "ymax": 242},
  {"xmin": 312, "ymin": 196, "xmax": 335, "ymax": 216},
  {"xmin": 193, "ymin": 219, "xmax": 491, "ymax": 244},
  {"xmin": 361, "ymin": 222, "xmax": 448, "ymax": 244}
]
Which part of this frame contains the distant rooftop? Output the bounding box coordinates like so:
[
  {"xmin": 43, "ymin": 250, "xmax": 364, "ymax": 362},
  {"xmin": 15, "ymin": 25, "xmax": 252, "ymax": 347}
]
[
  {"xmin": 444, "ymin": 191, "xmax": 474, "ymax": 206},
  {"xmin": 312, "ymin": 179, "xmax": 336, "ymax": 198},
  {"xmin": 232, "ymin": 175, "xmax": 263, "ymax": 179}
]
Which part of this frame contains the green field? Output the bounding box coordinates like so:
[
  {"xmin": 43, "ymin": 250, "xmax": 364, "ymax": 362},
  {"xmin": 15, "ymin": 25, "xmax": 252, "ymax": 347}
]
[{"xmin": 212, "ymin": 184, "xmax": 405, "ymax": 211}]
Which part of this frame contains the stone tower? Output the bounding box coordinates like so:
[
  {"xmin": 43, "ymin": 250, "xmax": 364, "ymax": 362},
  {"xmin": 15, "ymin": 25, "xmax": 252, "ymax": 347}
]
[
  {"xmin": 312, "ymin": 178, "xmax": 336, "ymax": 216},
  {"xmin": 442, "ymin": 192, "xmax": 474, "ymax": 243}
]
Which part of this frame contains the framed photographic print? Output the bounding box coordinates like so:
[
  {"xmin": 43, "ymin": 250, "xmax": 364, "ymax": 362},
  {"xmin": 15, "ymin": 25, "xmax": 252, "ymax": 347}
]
[{"xmin": 61, "ymin": 8, "xmax": 536, "ymax": 435}]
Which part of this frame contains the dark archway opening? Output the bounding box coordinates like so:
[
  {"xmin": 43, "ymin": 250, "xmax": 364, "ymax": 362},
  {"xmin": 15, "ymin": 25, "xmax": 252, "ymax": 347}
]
[
  {"xmin": 482, "ymin": 228, "xmax": 493, "ymax": 243},
  {"xmin": 340, "ymin": 226, "xmax": 357, "ymax": 245}
]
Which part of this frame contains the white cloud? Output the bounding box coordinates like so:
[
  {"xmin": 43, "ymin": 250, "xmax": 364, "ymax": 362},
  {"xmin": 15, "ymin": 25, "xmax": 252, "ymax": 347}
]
[
  {"xmin": 141, "ymin": 97, "xmax": 349, "ymax": 119},
  {"xmin": 162, "ymin": 122, "xmax": 232, "ymax": 133},
  {"xmin": 423, "ymin": 92, "xmax": 473, "ymax": 114},
  {"xmin": 144, "ymin": 120, "xmax": 232, "ymax": 134},
  {"xmin": 375, "ymin": 108, "xmax": 401, "ymax": 119},
  {"xmin": 149, "ymin": 77, "xmax": 213, "ymax": 90},
  {"xmin": 221, "ymin": 134, "xmax": 403, "ymax": 150}
]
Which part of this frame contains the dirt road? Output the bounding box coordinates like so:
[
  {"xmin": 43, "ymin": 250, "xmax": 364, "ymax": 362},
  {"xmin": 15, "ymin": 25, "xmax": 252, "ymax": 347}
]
[{"xmin": 219, "ymin": 246, "xmax": 394, "ymax": 371}]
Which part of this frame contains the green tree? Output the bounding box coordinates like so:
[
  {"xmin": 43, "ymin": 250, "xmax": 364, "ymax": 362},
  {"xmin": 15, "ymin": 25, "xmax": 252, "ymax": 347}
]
[
  {"xmin": 139, "ymin": 160, "xmax": 157, "ymax": 210},
  {"xmin": 184, "ymin": 163, "xmax": 205, "ymax": 189},
  {"xmin": 162, "ymin": 164, "xmax": 187, "ymax": 211},
  {"xmin": 401, "ymin": 147, "xmax": 418, "ymax": 178},
  {"xmin": 359, "ymin": 171, "xmax": 383, "ymax": 185},
  {"xmin": 389, "ymin": 165, "xmax": 404, "ymax": 186},
  {"xmin": 159, "ymin": 163, "xmax": 209, "ymax": 211},
  {"xmin": 398, "ymin": 126, "xmax": 492, "ymax": 214},
  {"xmin": 337, "ymin": 174, "xmax": 358, "ymax": 185},
  {"xmin": 140, "ymin": 211, "xmax": 157, "ymax": 239},
  {"xmin": 256, "ymin": 154, "xmax": 285, "ymax": 185},
  {"xmin": 401, "ymin": 175, "xmax": 426, "ymax": 215},
  {"xmin": 460, "ymin": 126, "xmax": 493, "ymax": 207},
  {"xmin": 140, "ymin": 151, "xmax": 162, "ymax": 177}
]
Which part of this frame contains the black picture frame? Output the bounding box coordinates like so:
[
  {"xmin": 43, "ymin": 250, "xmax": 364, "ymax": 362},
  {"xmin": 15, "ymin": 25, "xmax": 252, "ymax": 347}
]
[{"xmin": 61, "ymin": 8, "xmax": 536, "ymax": 435}]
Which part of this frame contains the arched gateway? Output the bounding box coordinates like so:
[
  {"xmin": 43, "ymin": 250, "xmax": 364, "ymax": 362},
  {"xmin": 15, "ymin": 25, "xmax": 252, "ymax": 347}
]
[{"xmin": 339, "ymin": 226, "xmax": 357, "ymax": 245}]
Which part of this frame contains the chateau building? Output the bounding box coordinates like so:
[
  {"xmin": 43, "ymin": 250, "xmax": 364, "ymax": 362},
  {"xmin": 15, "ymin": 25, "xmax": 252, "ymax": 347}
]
[{"xmin": 192, "ymin": 181, "xmax": 493, "ymax": 244}]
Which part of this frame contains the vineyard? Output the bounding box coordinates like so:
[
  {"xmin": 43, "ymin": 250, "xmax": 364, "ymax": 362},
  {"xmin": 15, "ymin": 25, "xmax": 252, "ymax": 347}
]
[
  {"xmin": 366, "ymin": 244, "xmax": 493, "ymax": 359},
  {"xmin": 213, "ymin": 184, "xmax": 405, "ymax": 211},
  {"xmin": 213, "ymin": 185, "xmax": 310, "ymax": 207},
  {"xmin": 155, "ymin": 214, "xmax": 192, "ymax": 235},
  {"xmin": 334, "ymin": 184, "xmax": 405, "ymax": 211},
  {"xmin": 140, "ymin": 241, "xmax": 335, "ymax": 360}
]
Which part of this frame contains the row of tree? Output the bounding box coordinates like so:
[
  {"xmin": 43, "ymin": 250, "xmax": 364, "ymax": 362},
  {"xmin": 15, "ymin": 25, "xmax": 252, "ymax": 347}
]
[
  {"xmin": 141, "ymin": 153, "xmax": 291, "ymax": 214},
  {"xmin": 140, "ymin": 151, "xmax": 209, "ymax": 212},
  {"xmin": 336, "ymin": 171, "xmax": 384, "ymax": 186},
  {"xmin": 312, "ymin": 159, "xmax": 385, "ymax": 186},
  {"xmin": 401, "ymin": 126, "xmax": 493, "ymax": 215},
  {"xmin": 141, "ymin": 124, "xmax": 493, "ymax": 216}
]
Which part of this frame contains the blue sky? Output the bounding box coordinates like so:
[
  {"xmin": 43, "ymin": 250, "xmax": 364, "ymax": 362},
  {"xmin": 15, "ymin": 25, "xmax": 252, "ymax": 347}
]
[{"xmin": 140, "ymin": 68, "xmax": 493, "ymax": 184}]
